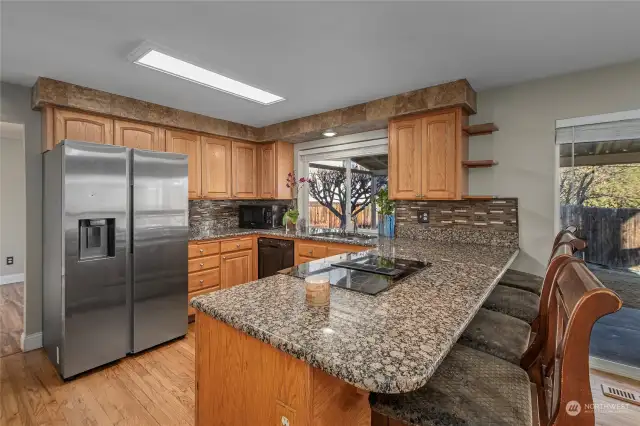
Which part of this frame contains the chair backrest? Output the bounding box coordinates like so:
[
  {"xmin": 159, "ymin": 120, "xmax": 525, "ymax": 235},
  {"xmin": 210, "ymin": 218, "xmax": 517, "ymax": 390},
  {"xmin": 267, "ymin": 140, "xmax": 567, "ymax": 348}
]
[
  {"xmin": 521, "ymin": 230, "xmax": 588, "ymax": 387},
  {"xmin": 551, "ymin": 225, "xmax": 577, "ymax": 251},
  {"xmin": 538, "ymin": 259, "xmax": 622, "ymax": 426}
]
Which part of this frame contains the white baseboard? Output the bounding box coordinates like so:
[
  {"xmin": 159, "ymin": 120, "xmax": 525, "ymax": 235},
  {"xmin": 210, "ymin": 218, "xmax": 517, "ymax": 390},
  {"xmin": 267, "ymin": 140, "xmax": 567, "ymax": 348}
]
[
  {"xmin": 21, "ymin": 332, "xmax": 43, "ymax": 352},
  {"xmin": 590, "ymin": 356, "xmax": 640, "ymax": 381},
  {"xmin": 1, "ymin": 273, "xmax": 24, "ymax": 285}
]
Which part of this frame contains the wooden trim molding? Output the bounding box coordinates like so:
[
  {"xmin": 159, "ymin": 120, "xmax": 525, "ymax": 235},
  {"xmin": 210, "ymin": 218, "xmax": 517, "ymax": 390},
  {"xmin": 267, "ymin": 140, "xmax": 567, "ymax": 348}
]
[
  {"xmin": 32, "ymin": 77, "xmax": 261, "ymax": 142},
  {"xmin": 32, "ymin": 77, "xmax": 477, "ymax": 144}
]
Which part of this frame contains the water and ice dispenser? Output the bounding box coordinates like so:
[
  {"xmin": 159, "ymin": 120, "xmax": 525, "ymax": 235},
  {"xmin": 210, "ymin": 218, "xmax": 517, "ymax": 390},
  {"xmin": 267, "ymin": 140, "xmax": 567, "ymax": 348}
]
[{"xmin": 78, "ymin": 219, "xmax": 115, "ymax": 260}]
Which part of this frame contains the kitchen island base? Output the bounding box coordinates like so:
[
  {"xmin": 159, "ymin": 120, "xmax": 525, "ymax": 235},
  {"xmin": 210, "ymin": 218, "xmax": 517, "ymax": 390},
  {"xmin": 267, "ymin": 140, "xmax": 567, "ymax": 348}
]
[{"xmin": 195, "ymin": 312, "xmax": 371, "ymax": 426}]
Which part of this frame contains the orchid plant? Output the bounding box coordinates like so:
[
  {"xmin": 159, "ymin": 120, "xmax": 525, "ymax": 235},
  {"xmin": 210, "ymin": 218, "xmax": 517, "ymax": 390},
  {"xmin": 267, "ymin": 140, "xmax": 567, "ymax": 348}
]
[{"xmin": 283, "ymin": 172, "xmax": 307, "ymax": 226}]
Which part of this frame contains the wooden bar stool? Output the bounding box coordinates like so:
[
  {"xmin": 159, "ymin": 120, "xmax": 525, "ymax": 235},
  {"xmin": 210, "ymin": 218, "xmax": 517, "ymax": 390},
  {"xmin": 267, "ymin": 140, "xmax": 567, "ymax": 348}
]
[
  {"xmin": 459, "ymin": 233, "xmax": 582, "ymax": 365},
  {"xmin": 370, "ymin": 257, "xmax": 622, "ymax": 426},
  {"xmin": 482, "ymin": 228, "xmax": 586, "ymax": 325},
  {"xmin": 498, "ymin": 226, "xmax": 578, "ymax": 296}
]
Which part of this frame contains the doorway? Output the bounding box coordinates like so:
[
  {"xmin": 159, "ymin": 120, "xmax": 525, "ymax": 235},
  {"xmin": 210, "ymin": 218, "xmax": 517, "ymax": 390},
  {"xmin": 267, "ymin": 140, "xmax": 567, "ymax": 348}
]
[
  {"xmin": 556, "ymin": 111, "xmax": 640, "ymax": 376},
  {"xmin": 0, "ymin": 122, "xmax": 26, "ymax": 358}
]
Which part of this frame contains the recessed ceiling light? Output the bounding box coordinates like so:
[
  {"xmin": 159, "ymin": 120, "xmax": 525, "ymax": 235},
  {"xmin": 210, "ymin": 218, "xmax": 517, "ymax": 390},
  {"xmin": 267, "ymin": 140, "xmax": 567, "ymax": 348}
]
[
  {"xmin": 133, "ymin": 49, "xmax": 284, "ymax": 105},
  {"xmin": 323, "ymin": 130, "xmax": 337, "ymax": 137}
]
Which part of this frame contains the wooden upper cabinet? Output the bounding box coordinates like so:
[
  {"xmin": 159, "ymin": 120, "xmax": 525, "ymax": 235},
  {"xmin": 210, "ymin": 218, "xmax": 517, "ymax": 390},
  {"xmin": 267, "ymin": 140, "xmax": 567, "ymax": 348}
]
[
  {"xmin": 52, "ymin": 109, "xmax": 113, "ymax": 148},
  {"xmin": 166, "ymin": 130, "xmax": 202, "ymax": 198},
  {"xmin": 114, "ymin": 120, "xmax": 165, "ymax": 151},
  {"xmin": 232, "ymin": 141, "xmax": 258, "ymax": 199},
  {"xmin": 422, "ymin": 111, "xmax": 457, "ymax": 199},
  {"xmin": 259, "ymin": 143, "xmax": 276, "ymax": 198},
  {"xmin": 388, "ymin": 108, "xmax": 466, "ymax": 200},
  {"xmin": 201, "ymin": 136, "xmax": 232, "ymax": 199},
  {"xmin": 220, "ymin": 249, "xmax": 252, "ymax": 289},
  {"xmin": 388, "ymin": 117, "xmax": 422, "ymax": 200}
]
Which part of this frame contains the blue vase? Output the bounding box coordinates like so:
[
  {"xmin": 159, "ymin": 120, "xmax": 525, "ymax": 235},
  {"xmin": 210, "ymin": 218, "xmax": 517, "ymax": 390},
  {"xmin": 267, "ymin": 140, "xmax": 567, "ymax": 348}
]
[{"xmin": 379, "ymin": 215, "xmax": 395, "ymax": 237}]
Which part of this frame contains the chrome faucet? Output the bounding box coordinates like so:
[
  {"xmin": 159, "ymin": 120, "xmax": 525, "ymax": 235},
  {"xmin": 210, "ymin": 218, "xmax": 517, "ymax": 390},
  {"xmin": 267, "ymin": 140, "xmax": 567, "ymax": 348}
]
[{"xmin": 340, "ymin": 222, "xmax": 347, "ymax": 237}]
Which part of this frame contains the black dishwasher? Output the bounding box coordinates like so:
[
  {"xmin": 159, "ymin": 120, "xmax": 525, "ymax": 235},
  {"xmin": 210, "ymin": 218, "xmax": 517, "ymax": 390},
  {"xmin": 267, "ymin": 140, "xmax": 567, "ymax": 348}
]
[{"xmin": 258, "ymin": 238, "xmax": 294, "ymax": 278}]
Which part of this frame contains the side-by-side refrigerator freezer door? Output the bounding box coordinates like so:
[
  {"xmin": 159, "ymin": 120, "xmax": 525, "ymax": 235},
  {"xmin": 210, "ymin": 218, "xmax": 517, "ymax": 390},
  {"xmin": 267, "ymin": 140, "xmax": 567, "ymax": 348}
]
[
  {"xmin": 131, "ymin": 149, "xmax": 188, "ymax": 353},
  {"xmin": 62, "ymin": 141, "xmax": 129, "ymax": 378}
]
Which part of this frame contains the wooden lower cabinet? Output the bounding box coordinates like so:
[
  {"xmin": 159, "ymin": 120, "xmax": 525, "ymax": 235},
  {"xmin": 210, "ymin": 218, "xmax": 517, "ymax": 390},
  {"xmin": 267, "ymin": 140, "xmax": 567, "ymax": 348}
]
[
  {"xmin": 196, "ymin": 313, "xmax": 371, "ymax": 426},
  {"xmin": 220, "ymin": 249, "xmax": 253, "ymax": 289},
  {"xmin": 295, "ymin": 239, "xmax": 370, "ymax": 265},
  {"xmin": 189, "ymin": 236, "xmax": 370, "ymax": 316}
]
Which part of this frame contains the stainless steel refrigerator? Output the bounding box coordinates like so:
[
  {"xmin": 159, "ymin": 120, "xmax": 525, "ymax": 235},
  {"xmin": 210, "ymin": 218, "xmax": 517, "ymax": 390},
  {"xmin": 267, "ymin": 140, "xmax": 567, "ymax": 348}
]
[{"xmin": 43, "ymin": 140, "xmax": 188, "ymax": 379}]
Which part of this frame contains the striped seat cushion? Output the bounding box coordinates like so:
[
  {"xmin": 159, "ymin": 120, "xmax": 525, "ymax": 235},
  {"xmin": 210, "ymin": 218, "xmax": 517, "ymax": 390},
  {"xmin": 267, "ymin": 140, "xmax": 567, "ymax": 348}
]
[
  {"xmin": 370, "ymin": 344, "xmax": 533, "ymax": 426},
  {"xmin": 460, "ymin": 308, "xmax": 531, "ymax": 365},
  {"xmin": 483, "ymin": 284, "xmax": 540, "ymax": 324},
  {"xmin": 500, "ymin": 269, "xmax": 544, "ymax": 295}
]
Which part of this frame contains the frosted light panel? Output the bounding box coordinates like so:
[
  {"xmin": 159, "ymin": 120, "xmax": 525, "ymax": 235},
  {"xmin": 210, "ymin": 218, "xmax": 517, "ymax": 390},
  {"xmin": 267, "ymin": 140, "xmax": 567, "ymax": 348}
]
[{"xmin": 135, "ymin": 50, "xmax": 284, "ymax": 105}]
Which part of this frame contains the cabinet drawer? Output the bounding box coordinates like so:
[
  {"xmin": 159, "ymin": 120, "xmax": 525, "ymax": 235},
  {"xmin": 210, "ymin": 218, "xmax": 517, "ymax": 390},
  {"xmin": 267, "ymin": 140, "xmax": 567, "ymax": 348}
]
[
  {"xmin": 189, "ymin": 241, "xmax": 220, "ymax": 258},
  {"xmin": 297, "ymin": 255, "xmax": 316, "ymax": 264},
  {"xmin": 188, "ymin": 255, "xmax": 220, "ymax": 273},
  {"xmin": 220, "ymin": 238, "xmax": 253, "ymax": 253},
  {"xmin": 188, "ymin": 268, "xmax": 220, "ymax": 292},
  {"xmin": 297, "ymin": 242, "xmax": 327, "ymax": 258},
  {"xmin": 188, "ymin": 287, "xmax": 220, "ymax": 316}
]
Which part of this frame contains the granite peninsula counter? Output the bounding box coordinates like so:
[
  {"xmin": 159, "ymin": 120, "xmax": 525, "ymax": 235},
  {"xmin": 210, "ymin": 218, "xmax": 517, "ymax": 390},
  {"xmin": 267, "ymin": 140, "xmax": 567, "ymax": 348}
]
[{"xmin": 190, "ymin": 237, "xmax": 518, "ymax": 425}]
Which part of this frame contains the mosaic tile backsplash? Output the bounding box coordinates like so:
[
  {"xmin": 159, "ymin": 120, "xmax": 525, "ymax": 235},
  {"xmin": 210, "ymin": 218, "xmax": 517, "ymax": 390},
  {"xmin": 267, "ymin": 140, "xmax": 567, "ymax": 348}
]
[
  {"xmin": 189, "ymin": 199, "xmax": 290, "ymax": 236},
  {"xmin": 395, "ymin": 198, "xmax": 519, "ymax": 247}
]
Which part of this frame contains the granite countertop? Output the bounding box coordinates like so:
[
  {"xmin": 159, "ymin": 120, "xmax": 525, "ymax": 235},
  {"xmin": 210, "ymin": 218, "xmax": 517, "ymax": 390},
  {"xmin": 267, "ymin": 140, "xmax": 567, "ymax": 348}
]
[
  {"xmin": 189, "ymin": 227, "xmax": 379, "ymax": 247},
  {"xmin": 190, "ymin": 237, "xmax": 518, "ymax": 394}
]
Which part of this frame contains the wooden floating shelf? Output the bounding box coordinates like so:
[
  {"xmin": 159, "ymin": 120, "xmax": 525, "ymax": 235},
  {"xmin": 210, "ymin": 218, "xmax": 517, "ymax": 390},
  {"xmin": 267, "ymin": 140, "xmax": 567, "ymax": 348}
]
[
  {"xmin": 463, "ymin": 123, "xmax": 499, "ymax": 136},
  {"xmin": 462, "ymin": 195, "xmax": 497, "ymax": 200},
  {"xmin": 462, "ymin": 160, "xmax": 497, "ymax": 168}
]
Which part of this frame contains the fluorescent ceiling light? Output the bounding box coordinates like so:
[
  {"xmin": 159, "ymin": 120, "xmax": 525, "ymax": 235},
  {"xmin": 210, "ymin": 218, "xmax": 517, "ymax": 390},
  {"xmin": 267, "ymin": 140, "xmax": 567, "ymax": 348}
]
[
  {"xmin": 134, "ymin": 50, "xmax": 284, "ymax": 105},
  {"xmin": 323, "ymin": 130, "xmax": 337, "ymax": 137}
]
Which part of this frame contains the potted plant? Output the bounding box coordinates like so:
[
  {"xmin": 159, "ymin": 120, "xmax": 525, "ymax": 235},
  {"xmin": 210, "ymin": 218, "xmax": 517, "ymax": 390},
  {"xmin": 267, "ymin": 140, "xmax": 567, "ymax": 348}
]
[
  {"xmin": 375, "ymin": 187, "xmax": 395, "ymax": 237},
  {"xmin": 283, "ymin": 172, "xmax": 307, "ymax": 233}
]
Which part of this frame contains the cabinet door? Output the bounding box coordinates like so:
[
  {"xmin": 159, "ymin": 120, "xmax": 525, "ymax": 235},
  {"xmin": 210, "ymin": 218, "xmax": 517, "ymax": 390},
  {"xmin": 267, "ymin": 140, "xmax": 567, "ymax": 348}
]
[
  {"xmin": 422, "ymin": 111, "xmax": 457, "ymax": 199},
  {"xmin": 388, "ymin": 117, "xmax": 422, "ymax": 200},
  {"xmin": 166, "ymin": 130, "xmax": 201, "ymax": 198},
  {"xmin": 54, "ymin": 109, "xmax": 113, "ymax": 147},
  {"xmin": 220, "ymin": 249, "xmax": 252, "ymax": 289},
  {"xmin": 274, "ymin": 141, "xmax": 294, "ymax": 200},
  {"xmin": 114, "ymin": 120, "xmax": 165, "ymax": 151},
  {"xmin": 201, "ymin": 136, "xmax": 232, "ymax": 199},
  {"xmin": 232, "ymin": 142, "xmax": 258, "ymax": 199},
  {"xmin": 259, "ymin": 143, "xmax": 276, "ymax": 198}
]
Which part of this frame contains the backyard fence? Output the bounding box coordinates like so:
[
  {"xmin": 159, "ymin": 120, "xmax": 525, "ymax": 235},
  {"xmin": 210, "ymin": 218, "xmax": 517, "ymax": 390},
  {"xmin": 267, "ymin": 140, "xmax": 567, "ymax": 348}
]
[
  {"xmin": 308, "ymin": 202, "xmax": 373, "ymax": 229},
  {"xmin": 561, "ymin": 204, "xmax": 640, "ymax": 269}
]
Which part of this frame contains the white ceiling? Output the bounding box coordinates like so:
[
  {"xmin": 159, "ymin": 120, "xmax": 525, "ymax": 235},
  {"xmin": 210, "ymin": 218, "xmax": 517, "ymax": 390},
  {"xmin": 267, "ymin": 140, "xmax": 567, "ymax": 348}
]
[{"xmin": 2, "ymin": 1, "xmax": 640, "ymax": 127}]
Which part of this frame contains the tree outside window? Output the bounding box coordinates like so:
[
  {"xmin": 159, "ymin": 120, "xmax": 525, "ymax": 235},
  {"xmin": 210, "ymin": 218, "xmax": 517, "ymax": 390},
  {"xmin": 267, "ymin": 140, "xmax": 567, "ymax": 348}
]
[{"xmin": 307, "ymin": 156, "xmax": 388, "ymax": 230}]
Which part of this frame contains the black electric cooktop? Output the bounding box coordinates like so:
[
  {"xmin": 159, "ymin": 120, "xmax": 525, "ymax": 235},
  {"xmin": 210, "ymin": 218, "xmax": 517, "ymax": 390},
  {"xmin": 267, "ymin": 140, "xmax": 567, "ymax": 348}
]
[{"xmin": 281, "ymin": 252, "xmax": 430, "ymax": 295}]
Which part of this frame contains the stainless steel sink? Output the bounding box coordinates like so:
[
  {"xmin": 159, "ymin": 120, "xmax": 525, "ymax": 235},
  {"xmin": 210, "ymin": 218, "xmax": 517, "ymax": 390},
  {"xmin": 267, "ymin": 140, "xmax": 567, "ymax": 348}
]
[{"xmin": 316, "ymin": 231, "xmax": 377, "ymax": 240}]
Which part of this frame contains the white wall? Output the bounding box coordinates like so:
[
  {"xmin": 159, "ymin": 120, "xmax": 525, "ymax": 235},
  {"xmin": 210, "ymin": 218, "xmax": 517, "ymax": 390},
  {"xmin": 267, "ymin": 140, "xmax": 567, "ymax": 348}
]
[
  {"xmin": 469, "ymin": 59, "xmax": 640, "ymax": 276},
  {"xmin": 0, "ymin": 123, "xmax": 26, "ymax": 281},
  {"xmin": 0, "ymin": 82, "xmax": 42, "ymax": 340}
]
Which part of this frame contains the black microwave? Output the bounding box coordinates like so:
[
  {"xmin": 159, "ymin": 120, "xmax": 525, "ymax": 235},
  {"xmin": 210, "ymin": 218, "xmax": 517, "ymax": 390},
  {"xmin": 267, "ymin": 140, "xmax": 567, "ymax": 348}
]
[{"xmin": 239, "ymin": 205, "xmax": 288, "ymax": 229}]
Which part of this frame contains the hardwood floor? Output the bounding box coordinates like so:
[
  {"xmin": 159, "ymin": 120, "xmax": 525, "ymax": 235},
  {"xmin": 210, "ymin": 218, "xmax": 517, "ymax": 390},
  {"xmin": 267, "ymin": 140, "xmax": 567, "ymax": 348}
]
[
  {"xmin": 0, "ymin": 282, "xmax": 23, "ymax": 358},
  {"xmin": 591, "ymin": 369, "xmax": 640, "ymax": 426},
  {"xmin": 0, "ymin": 322, "xmax": 637, "ymax": 426},
  {"xmin": 0, "ymin": 325, "xmax": 195, "ymax": 426}
]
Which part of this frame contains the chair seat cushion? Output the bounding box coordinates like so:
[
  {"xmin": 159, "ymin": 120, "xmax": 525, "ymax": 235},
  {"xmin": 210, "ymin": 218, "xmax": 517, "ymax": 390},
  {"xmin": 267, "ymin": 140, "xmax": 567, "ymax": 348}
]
[
  {"xmin": 500, "ymin": 269, "xmax": 544, "ymax": 295},
  {"xmin": 483, "ymin": 285, "xmax": 540, "ymax": 324},
  {"xmin": 370, "ymin": 344, "xmax": 533, "ymax": 426},
  {"xmin": 460, "ymin": 308, "xmax": 532, "ymax": 365}
]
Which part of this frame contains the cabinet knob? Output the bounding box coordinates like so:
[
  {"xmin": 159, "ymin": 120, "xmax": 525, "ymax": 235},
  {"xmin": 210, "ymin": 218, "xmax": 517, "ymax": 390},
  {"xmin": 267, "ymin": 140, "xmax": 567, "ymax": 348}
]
[
  {"xmin": 308, "ymin": 250, "xmax": 312, "ymax": 254},
  {"xmin": 199, "ymin": 279, "xmax": 204, "ymax": 283},
  {"xmin": 200, "ymin": 249, "xmax": 204, "ymax": 253},
  {"xmin": 200, "ymin": 263, "xmax": 204, "ymax": 267},
  {"xmin": 236, "ymin": 243, "xmax": 240, "ymax": 248},
  {"xmin": 223, "ymin": 256, "xmax": 226, "ymax": 260}
]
